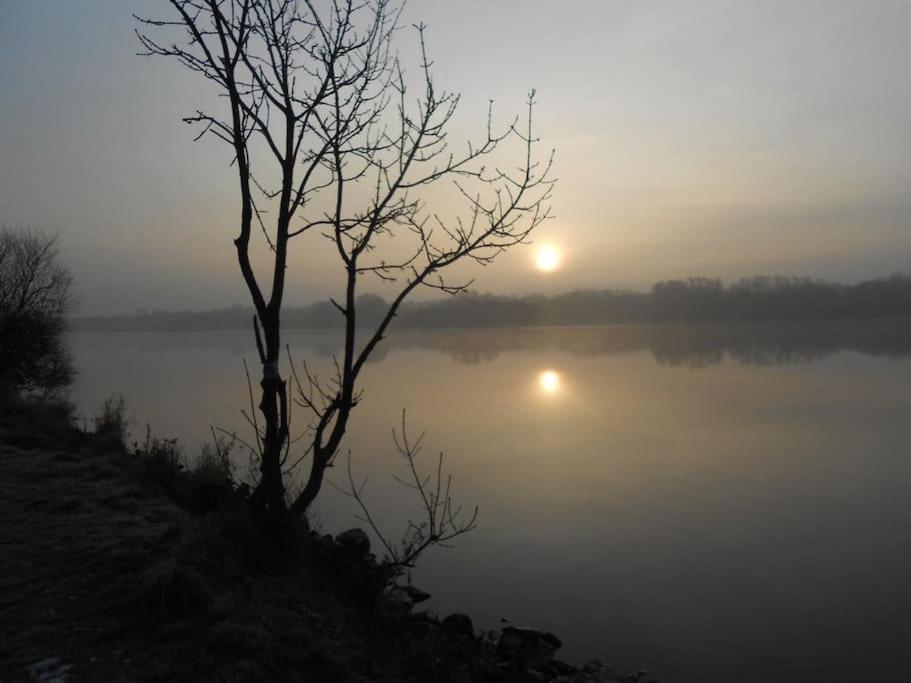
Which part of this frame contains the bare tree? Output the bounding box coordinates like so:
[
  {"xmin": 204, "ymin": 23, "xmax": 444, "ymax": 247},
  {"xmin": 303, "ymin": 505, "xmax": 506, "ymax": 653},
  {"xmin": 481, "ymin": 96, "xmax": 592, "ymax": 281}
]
[
  {"xmin": 0, "ymin": 228, "xmax": 75, "ymax": 396},
  {"xmin": 136, "ymin": 0, "xmax": 554, "ymax": 530}
]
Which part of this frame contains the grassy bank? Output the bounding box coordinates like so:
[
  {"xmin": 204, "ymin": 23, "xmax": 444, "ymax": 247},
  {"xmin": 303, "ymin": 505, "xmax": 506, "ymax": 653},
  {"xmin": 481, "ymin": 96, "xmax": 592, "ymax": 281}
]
[{"xmin": 0, "ymin": 397, "xmax": 643, "ymax": 683}]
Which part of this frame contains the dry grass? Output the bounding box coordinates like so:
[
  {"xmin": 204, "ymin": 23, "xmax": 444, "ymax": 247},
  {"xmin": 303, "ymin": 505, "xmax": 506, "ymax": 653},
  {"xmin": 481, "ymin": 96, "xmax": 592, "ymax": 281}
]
[{"xmin": 0, "ymin": 401, "xmax": 534, "ymax": 682}]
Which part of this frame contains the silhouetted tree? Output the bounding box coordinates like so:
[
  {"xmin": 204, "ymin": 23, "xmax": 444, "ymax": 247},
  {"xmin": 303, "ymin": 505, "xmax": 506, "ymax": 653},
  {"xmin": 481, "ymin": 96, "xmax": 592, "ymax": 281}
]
[
  {"xmin": 0, "ymin": 228, "xmax": 75, "ymax": 396},
  {"xmin": 137, "ymin": 0, "xmax": 554, "ymax": 529}
]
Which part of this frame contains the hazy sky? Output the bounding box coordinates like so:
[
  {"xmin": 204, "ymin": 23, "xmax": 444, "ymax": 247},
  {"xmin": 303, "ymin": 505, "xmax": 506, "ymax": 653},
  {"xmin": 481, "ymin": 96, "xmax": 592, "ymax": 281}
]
[{"xmin": 2, "ymin": 0, "xmax": 910, "ymax": 315}]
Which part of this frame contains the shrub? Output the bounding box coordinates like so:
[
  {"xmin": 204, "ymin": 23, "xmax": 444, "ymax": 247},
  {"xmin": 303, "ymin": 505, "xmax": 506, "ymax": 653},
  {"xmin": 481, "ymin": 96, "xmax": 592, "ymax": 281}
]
[
  {"xmin": 0, "ymin": 228, "xmax": 75, "ymax": 397},
  {"xmin": 189, "ymin": 436, "xmax": 236, "ymax": 489},
  {"xmin": 135, "ymin": 425, "xmax": 185, "ymax": 497},
  {"xmin": 94, "ymin": 394, "xmax": 129, "ymax": 449}
]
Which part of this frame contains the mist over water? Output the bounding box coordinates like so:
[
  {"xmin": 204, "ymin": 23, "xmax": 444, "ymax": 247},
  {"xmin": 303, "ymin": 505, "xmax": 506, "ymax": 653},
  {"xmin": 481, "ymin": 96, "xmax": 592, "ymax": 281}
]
[
  {"xmin": 5, "ymin": 0, "xmax": 911, "ymax": 679},
  {"xmin": 69, "ymin": 324, "xmax": 911, "ymax": 682}
]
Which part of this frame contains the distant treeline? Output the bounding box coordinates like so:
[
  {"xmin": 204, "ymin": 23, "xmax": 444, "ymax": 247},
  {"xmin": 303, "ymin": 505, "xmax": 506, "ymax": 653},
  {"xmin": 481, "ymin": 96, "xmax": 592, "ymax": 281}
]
[{"xmin": 73, "ymin": 274, "xmax": 911, "ymax": 332}]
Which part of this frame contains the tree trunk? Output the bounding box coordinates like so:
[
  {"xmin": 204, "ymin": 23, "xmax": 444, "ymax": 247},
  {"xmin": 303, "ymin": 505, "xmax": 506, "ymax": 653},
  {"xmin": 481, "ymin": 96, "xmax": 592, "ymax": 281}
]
[
  {"xmin": 289, "ymin": 404, "xmax": 352, "ymax": 519},
  {"xmin": 289, "ymin": 445, "xmax": 328, "ymax": 518},
  {"xmin": 249, "ymin": 313, "xmax": 289, "ymax": 535}
]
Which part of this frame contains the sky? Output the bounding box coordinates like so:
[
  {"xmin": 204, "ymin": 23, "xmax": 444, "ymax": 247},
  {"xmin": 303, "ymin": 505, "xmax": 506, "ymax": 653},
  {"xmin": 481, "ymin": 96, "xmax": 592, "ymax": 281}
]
[{"xmin": 1, "ymin": 0, "xmax": 910, "ymax": 315}]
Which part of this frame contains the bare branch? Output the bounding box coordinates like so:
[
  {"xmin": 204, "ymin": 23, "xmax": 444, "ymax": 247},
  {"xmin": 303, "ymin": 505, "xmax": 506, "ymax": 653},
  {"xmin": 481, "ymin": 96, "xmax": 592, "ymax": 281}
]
[
  {"xmin": 139, "ymin": 2, "xmax": 554, "ymax": 525},
  {"xmin": 334, "ymin": 411, "xmax": 478, "ymax": 568}
]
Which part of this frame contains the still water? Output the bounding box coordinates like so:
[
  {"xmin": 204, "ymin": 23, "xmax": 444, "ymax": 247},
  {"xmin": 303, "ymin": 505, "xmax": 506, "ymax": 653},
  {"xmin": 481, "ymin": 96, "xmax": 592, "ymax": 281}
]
[{"xmin": 69, "ymin": 323, "xmax": 911, "ymax": 682}]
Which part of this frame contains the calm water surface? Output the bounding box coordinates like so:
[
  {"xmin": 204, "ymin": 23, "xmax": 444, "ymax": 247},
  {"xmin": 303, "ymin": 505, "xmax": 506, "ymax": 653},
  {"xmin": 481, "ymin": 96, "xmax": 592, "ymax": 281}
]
[{"xmin": 69, "ymin": 324, "xmax": 911, "ymax": 682}]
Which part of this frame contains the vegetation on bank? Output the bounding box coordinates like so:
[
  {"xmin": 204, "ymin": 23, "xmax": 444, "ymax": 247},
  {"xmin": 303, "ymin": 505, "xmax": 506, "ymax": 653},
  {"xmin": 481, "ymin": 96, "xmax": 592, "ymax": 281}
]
[
  {"xmin": 74, "ymin": 274, "xmax": 911, "ymax": 333},
  {"xmin": 0, "ymin": 394, "xmax": 646, "ymax": 682},
  {"xmin": 0, "ymin": 228, "xmax": 74, "ymax": 396}
]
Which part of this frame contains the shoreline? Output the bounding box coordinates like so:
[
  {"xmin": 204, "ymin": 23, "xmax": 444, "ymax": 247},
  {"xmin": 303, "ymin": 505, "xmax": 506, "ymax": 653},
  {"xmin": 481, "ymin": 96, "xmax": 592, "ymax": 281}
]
[{"xmin": 0, "ymin": 399, "xmax": 646, "ymax": 683}]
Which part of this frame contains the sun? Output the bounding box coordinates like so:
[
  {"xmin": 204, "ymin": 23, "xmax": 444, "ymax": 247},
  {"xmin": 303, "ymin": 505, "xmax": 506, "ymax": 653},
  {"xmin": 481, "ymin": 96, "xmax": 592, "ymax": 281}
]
[
  {"xmin": 535, "ymin": 245, "xmax": 561, "ymax": 272},
  {"xmin": 538, "ymin": 370, "xmax": 560, "ymax": 393}
]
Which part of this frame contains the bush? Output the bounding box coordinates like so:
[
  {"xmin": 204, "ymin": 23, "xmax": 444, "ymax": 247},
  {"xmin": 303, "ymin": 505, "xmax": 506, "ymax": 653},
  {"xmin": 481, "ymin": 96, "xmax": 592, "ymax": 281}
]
[
  {"xmin": 135, "ymin": 425, "xmax": 185, "ymax": 497},
  {"xmin": 0, "ymin": 390, "xmax": 78, "ymax": 449},
  {"xmin": 0, "ymin": 388, "xmax": 73, "ymax": 423},
  {"xmin": 0, "ymin": 227, "xmax": 75, "ymax": 397},
  {"xmin": 94, "ymin": 394, "xmax": 129, "ymax": 448},
  {"xmin": 189, "ymin": 437, "xmax": 236, "ymax": 489}
]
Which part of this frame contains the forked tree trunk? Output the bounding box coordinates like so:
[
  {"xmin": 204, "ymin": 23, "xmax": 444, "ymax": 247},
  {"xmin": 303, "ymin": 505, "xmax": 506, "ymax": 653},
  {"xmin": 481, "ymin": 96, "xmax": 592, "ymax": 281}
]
[{"xmin": 136, "ymin": 0, "xmax": 552, "ymax": 540}]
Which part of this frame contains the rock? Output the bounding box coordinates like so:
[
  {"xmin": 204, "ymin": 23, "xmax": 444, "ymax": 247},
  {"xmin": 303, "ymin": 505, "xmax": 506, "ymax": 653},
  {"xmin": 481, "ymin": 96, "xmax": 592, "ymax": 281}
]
[
  {"xmin": 406, "ymin": 610, "xmax": 437, "ymax": 637},
  {"xmin": 335, "ymin": 528, "xmax": 370, "ymax": 555},
  {"xmin": 498, "ymin": 626, "xmax": 562, "ymax": 670},
  {"xmin": 557, "ymin": 660, "xmax": 622, "ymax": 682},
  {"xmin": 542, "ymin": 660, "xmax": 576, "ymax": 676},
  {"xmin": 398, "ymin": 584, "xmax": 431, "ymax": 604},
  {"xmin": 441, "ymin": 612, "xmax": 474, "ymax": 638},
  {"xmin": 28, "ymin": 658, "xmax": 71, "ymax": 682},
  {"xmin": 499, "ymin": 625, "xmax": 562, "ymax": 651},
  {"xmin": 376, "ymin": 586, "xmax": 413, "ymax": 616}
]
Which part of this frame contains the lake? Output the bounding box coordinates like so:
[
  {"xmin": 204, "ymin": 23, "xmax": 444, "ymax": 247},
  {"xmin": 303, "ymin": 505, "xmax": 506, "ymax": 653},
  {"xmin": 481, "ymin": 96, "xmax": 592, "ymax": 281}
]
[{"xmin": 68, "ymin": 322, "xmax": 911, "ymax": 682}]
